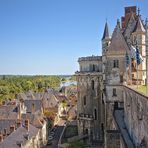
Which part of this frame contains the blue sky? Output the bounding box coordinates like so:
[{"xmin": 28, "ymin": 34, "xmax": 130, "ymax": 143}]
[{"xmin": 0, "ymin": 0, "xmax": 148, "ymax": 75}]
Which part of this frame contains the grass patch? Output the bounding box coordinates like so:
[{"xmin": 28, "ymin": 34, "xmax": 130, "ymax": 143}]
[
  {"xmin": 68, "ymin": 141, "xmax": 85, "ymax": 148},
  {"xmin": 64, "ymin": 125, "xmax": 78, "ymax": 138},
  {"xmin": 137, "ymin": 86, "xmax": 147, "ymax": 94},
  {"xmin": 61, "ymin": 125, "xmax": 78, "ymax": 144}
]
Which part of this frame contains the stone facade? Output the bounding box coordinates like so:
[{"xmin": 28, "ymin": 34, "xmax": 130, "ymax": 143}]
[
  {"xmin": 76, "ymin": 6, "xmax": 148, "ymax": 148},
  {"xmin": 76, "ymin": 56, "xmax": 103, "ymax": 144}
]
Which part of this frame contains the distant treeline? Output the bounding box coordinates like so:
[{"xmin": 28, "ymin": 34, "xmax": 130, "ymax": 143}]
[{"xmin": 0, "ymin": 75, "xmax": 61, "ymax": 102}]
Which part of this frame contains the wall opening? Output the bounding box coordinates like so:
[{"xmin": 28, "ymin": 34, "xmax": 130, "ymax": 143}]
[{"xmin": 91, "ymin": 80, "xmax": 95, "ymax": 90}]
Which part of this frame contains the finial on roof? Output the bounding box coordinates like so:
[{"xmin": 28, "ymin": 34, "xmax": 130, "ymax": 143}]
[
  {"xmin": 145, "ymin": 18, "xmax": 148, "ymax": 27},
  {"xmin": 102, "ymin": 21, "xmax": 109, "ymax": 40},
  {"xmin": 138, "ymin": 7, "xmax": 140, "ymax": 16},
  {"xmin": 117, "ymin": 19, "xmax": 120, "ymax": 28},
  {"xmin": 133, "ymin": 15, "xmax": 145, "ymax": 33}
]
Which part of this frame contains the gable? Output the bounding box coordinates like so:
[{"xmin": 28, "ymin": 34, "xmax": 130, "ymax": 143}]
[
  {"xmin": 123, "ymin": 14, "xmax": 137, "ymax": 44},
  {"xmin": 107, "ymin": 25, "xmax": 129, "ymax": 56}
]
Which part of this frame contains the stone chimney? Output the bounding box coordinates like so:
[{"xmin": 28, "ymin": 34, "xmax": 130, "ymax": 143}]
[
  {"xmin": 24, "ymin": 119, "xmax": 29, "ymax": 131},
  {"xmin": 17, "ymin": 119, "xmax": 22, "ymax": 128},
  {"xmin": 0, "ymin": 134, "xmax": 3, "ymax": 142},
  {"xmin": 10, "ymin": 125, "xmax": 15, "ymax": 133},
  {"xmin": 3, "ymin": 128, "xmax": 7, "ymax": 137}
]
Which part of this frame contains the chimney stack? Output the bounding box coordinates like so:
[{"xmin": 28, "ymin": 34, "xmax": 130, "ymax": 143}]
[
  {"xmin": 17, "ymin": 119, "xmax": 21, "ymax": 128},
  {"xmin": 10, "ymin": 125, "xmax": 15, "ymax": 133},
  {"xmin": 3, "ymin": 128, "xmax": 7, "ymax": 137},
  {"xmin": 0, "ymin": 134, "xmax": 3, "ymax": 142},
  {"xmin": 25, "ymin": 119, "xmax": 29, "ymax": 131}
]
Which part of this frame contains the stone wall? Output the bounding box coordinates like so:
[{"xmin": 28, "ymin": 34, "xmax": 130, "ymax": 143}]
[
  {"xmin": 103, "ymin": 85, "xmax": 124, "ymax": 130},
  {"xmin": 123, "ymin": 85, "xmax": 148, "ymax": 147},
  {"xmin": 105, "ymin": 130, "xmax": 120, "ymax": 148},
  {"xmin": 76, "ymin": 72, "xmax": 103, "ymax": 142}
]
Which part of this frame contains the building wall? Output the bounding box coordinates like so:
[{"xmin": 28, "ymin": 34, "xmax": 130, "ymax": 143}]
[
  {"xmin": 77, "ymin": 73, "xmax": 103, "ymax": 141},
  {"xmin": 76, "ymin": 56, "xmax": 103, "ymax": 142},
  {"xmin": 105, "ymin": 130, "xmax": 120, "ymax": 148},
  {"xmin": 123, "ymin": 86, "xmax": 148, "ymax": 147},
  {"xmin": 78, "ymin": 56, "xmax": 102, "ymax": 72}
]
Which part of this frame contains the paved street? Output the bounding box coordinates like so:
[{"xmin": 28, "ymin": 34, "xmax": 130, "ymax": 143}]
[{"xmin": 44, "ymin": 119, "xmax": 65, "ymax": 148}]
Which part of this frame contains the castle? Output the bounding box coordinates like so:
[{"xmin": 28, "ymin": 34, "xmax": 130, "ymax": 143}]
[{"xmin": 76, "ymin": 6, "xmax": 148, "ymax": 148}]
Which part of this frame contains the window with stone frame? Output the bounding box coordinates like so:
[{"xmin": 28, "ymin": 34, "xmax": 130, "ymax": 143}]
[
  {"xmin": 113, "ymin": 88, "xmax": 117, "ymax": 96},
  {"xmin": 94, "ymin": 108, "xmax": 97, "ymax": 120},
  {"xmin": 83, "ymin": 96, "xmax": 86, "ymax": 106},
  {"xmin": 113, "ymin": 60, "xmax": 119, "ymax": 68}
]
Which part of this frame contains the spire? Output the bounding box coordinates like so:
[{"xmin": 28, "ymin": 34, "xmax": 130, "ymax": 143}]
[
  {"xmin": 138, "ymin": 7, "xmax": 140, "ymax": 16},
  {"xmin": 117, "ymin": 19, "xmax": 121, "ymax": 28},
  {"xmin": 133, "ymin": 15, "xmax": 145, "ymax": 33},
  {"xmin": 102, "ymin": 22, "xmax": 109, "ymax": 40}
]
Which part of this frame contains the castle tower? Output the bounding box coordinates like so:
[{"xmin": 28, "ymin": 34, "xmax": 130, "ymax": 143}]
[{"xmin": 132, "ymin": 14, "xmax": 146, "ymax": 85}]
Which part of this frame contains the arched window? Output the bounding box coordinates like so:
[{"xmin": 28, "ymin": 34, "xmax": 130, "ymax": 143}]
[
  {"xmin": 91, "ymin": 80, "xmax": 95, "ymax": 90},
  {"xmin": 83, "ymin": 96, "xmax": 86, "ymax": 106},
  {"xmin": 92, "ymin": 64, "xmax": 95, "ymax": 71},
  {"xmin": 94, "ymin": 108, "xmax": 97, "ymax": 120}
]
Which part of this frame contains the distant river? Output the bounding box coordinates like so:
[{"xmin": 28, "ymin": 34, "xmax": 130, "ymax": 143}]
[{"xmin": 60, "ymin": 81, "xmax": 77, "ymax": 88}]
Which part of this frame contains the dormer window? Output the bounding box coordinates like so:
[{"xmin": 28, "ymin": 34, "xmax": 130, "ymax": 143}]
[{"xmin": 113, "ymin": 60, "xmax": 119, "ymax": 68}]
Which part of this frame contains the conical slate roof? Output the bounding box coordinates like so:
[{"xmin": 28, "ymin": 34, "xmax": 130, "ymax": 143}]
[
  {"xmin": 107, "ymin": 22, "xmax": 129, "ymax": 55},
  {"xmin": 133, "ymin": 16, "xmax": 145, "ymax": 33},
  {"xmin": 102, "ymin": 22, "xmax": 109, "ymax": 40}
]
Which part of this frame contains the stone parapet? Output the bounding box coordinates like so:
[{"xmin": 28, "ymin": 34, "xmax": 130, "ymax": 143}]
[
  {"xmin": 75, "ymin": 71, "xmax": 102, "ymax": 76},
  {"xmin": 78, "ymin": 56, "xmax": 102, "ymax": 62}
]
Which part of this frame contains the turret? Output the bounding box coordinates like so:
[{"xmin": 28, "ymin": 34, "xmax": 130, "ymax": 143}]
[{"xmin": 102, "ymin": 22, "xmax": 110, "ymax": 55}]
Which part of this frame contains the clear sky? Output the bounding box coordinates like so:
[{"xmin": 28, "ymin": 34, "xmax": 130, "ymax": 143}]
[{"xmin": 0, "ymin": 0, "xmax": 148, "ymax": 75}]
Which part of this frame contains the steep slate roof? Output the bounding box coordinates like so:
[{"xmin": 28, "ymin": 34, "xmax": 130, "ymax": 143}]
[
  {"xmin": 0, "ymin": 119, "xmax": 16, "ymax": 135},
  {"xmin": 22, "ymin": 111, "xmax": 44, "ymax": 128},
  {"xmin": 0, "ymin": 124, "xmax": 39, "ymax": 148},
  {"xmin": 0, "ymin": 105, "xmax": 18, "ymax": 119},
  {"xmin": 107, "ymin": 23, "xmax": 129, "ymax": 56},
  {"xmin": 123, "ymin": 13, "xmax": 137, "ymax": 40},
  {"xmin": 102, "ymin": 22, "xmax": 109, "ymax": 40},
  {"xmin": 133, "ymin": 16, "xmax": 145, "ymax": 33},
  {"xmin": 24, "ymin": 100, "xmax": 42, "ymax": 113}
]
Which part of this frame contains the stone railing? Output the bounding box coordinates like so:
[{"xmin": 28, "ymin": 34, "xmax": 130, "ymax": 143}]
[
  {"xmin": 78, "ymin": 56, "xmax": 102, "ymax": 62},
  {"xmin": 78, "ymin": 113, "xmax": 93, "ymax": 120}
]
